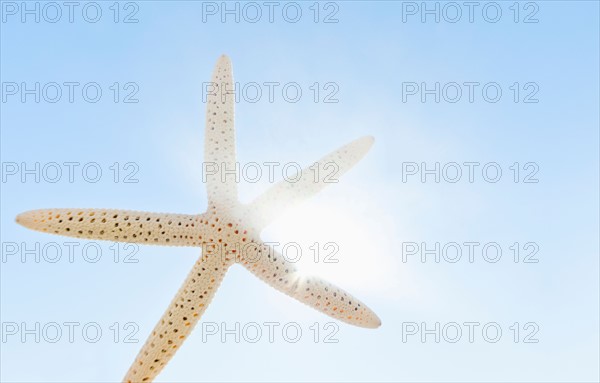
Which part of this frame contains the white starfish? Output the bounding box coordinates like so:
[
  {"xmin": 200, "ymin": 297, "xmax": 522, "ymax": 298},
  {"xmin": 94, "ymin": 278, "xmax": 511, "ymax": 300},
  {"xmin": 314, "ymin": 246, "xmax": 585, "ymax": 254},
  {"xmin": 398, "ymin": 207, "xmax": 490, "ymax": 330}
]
[{"xmin": 16, "ymin": 55, "xmax": 381, "ymax": 383}]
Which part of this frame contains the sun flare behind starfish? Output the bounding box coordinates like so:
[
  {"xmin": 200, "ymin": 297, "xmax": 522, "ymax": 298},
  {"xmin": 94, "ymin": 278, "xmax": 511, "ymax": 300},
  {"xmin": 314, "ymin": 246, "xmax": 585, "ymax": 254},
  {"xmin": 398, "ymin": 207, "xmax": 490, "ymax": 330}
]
[{"xmin": 16, "ymin": 55, "xmax": 380, "ymax": 382}]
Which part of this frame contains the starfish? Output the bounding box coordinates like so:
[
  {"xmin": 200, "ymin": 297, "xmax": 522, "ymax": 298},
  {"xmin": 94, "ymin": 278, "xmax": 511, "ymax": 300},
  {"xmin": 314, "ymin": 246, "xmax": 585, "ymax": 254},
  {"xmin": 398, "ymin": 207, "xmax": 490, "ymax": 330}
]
[{"xmin": 15, "ymin": 55, "xmax": 381, "ymax": 382}]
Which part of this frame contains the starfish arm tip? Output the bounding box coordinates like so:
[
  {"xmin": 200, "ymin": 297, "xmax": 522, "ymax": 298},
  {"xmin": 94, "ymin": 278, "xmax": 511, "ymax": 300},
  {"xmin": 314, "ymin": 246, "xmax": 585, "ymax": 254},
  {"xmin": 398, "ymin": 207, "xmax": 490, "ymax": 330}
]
[
  {"xmin": 352, "ymin": 303, "xmax": 381, "ymax": 329},
  {"xmin": 359, "ymin": 135, "xmax": 375, "ymax": 151},
  {"xmin": 15, "ymin": 210, "xmax": 35, "ymax": 229},
  {"xmin": 217, "ymin": 54, "xmax": 231, "ymax": 65},
  {"xmin": 367, "ymin": 314, "xmax": 382, "ymax": 329}
]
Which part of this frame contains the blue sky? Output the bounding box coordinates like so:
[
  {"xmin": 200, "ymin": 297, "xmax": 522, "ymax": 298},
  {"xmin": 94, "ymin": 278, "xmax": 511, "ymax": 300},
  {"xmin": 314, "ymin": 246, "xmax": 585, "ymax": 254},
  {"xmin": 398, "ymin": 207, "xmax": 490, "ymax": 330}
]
[{"xmin": 1, "ymin": 1, "xmax": 599, "ymax": 382}]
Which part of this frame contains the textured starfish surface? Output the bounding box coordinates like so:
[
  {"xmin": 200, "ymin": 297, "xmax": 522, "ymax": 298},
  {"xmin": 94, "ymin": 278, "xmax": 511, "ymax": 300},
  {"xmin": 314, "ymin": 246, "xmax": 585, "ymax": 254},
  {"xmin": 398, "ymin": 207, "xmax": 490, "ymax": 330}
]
[{"xmin": 16, "ymin": 55, "xmax": 380, "ymax": 382}]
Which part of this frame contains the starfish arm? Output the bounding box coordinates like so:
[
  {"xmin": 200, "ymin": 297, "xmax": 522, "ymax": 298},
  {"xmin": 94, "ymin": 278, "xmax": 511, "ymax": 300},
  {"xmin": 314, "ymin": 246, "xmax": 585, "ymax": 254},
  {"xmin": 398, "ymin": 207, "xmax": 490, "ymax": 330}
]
[
  {"xmin": 15, "ymin": 209, "xmax": 208, "ymax": 247},
  {"xmin": 239, "ymin": 240, "xmax": 381, "ymax": 329},
  {"xmin": 246, "ymin": 136, "xmax": 374, "ymax": 228},
  {"xmin": 123, "ymin": 252, "xmax": 231, "ymax": 383},
  {"xmin": 204, "ymin": 54, "xmax": 238, "ymax": 211}
]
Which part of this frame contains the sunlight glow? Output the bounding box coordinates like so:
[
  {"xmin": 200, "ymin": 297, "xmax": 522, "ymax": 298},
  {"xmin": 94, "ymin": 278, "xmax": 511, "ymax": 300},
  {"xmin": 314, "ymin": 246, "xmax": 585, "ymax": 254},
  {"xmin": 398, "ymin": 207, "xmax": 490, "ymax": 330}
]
[{"xmin": 263, "ymin": 201, "xmax": 401, "ymax": 296}]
